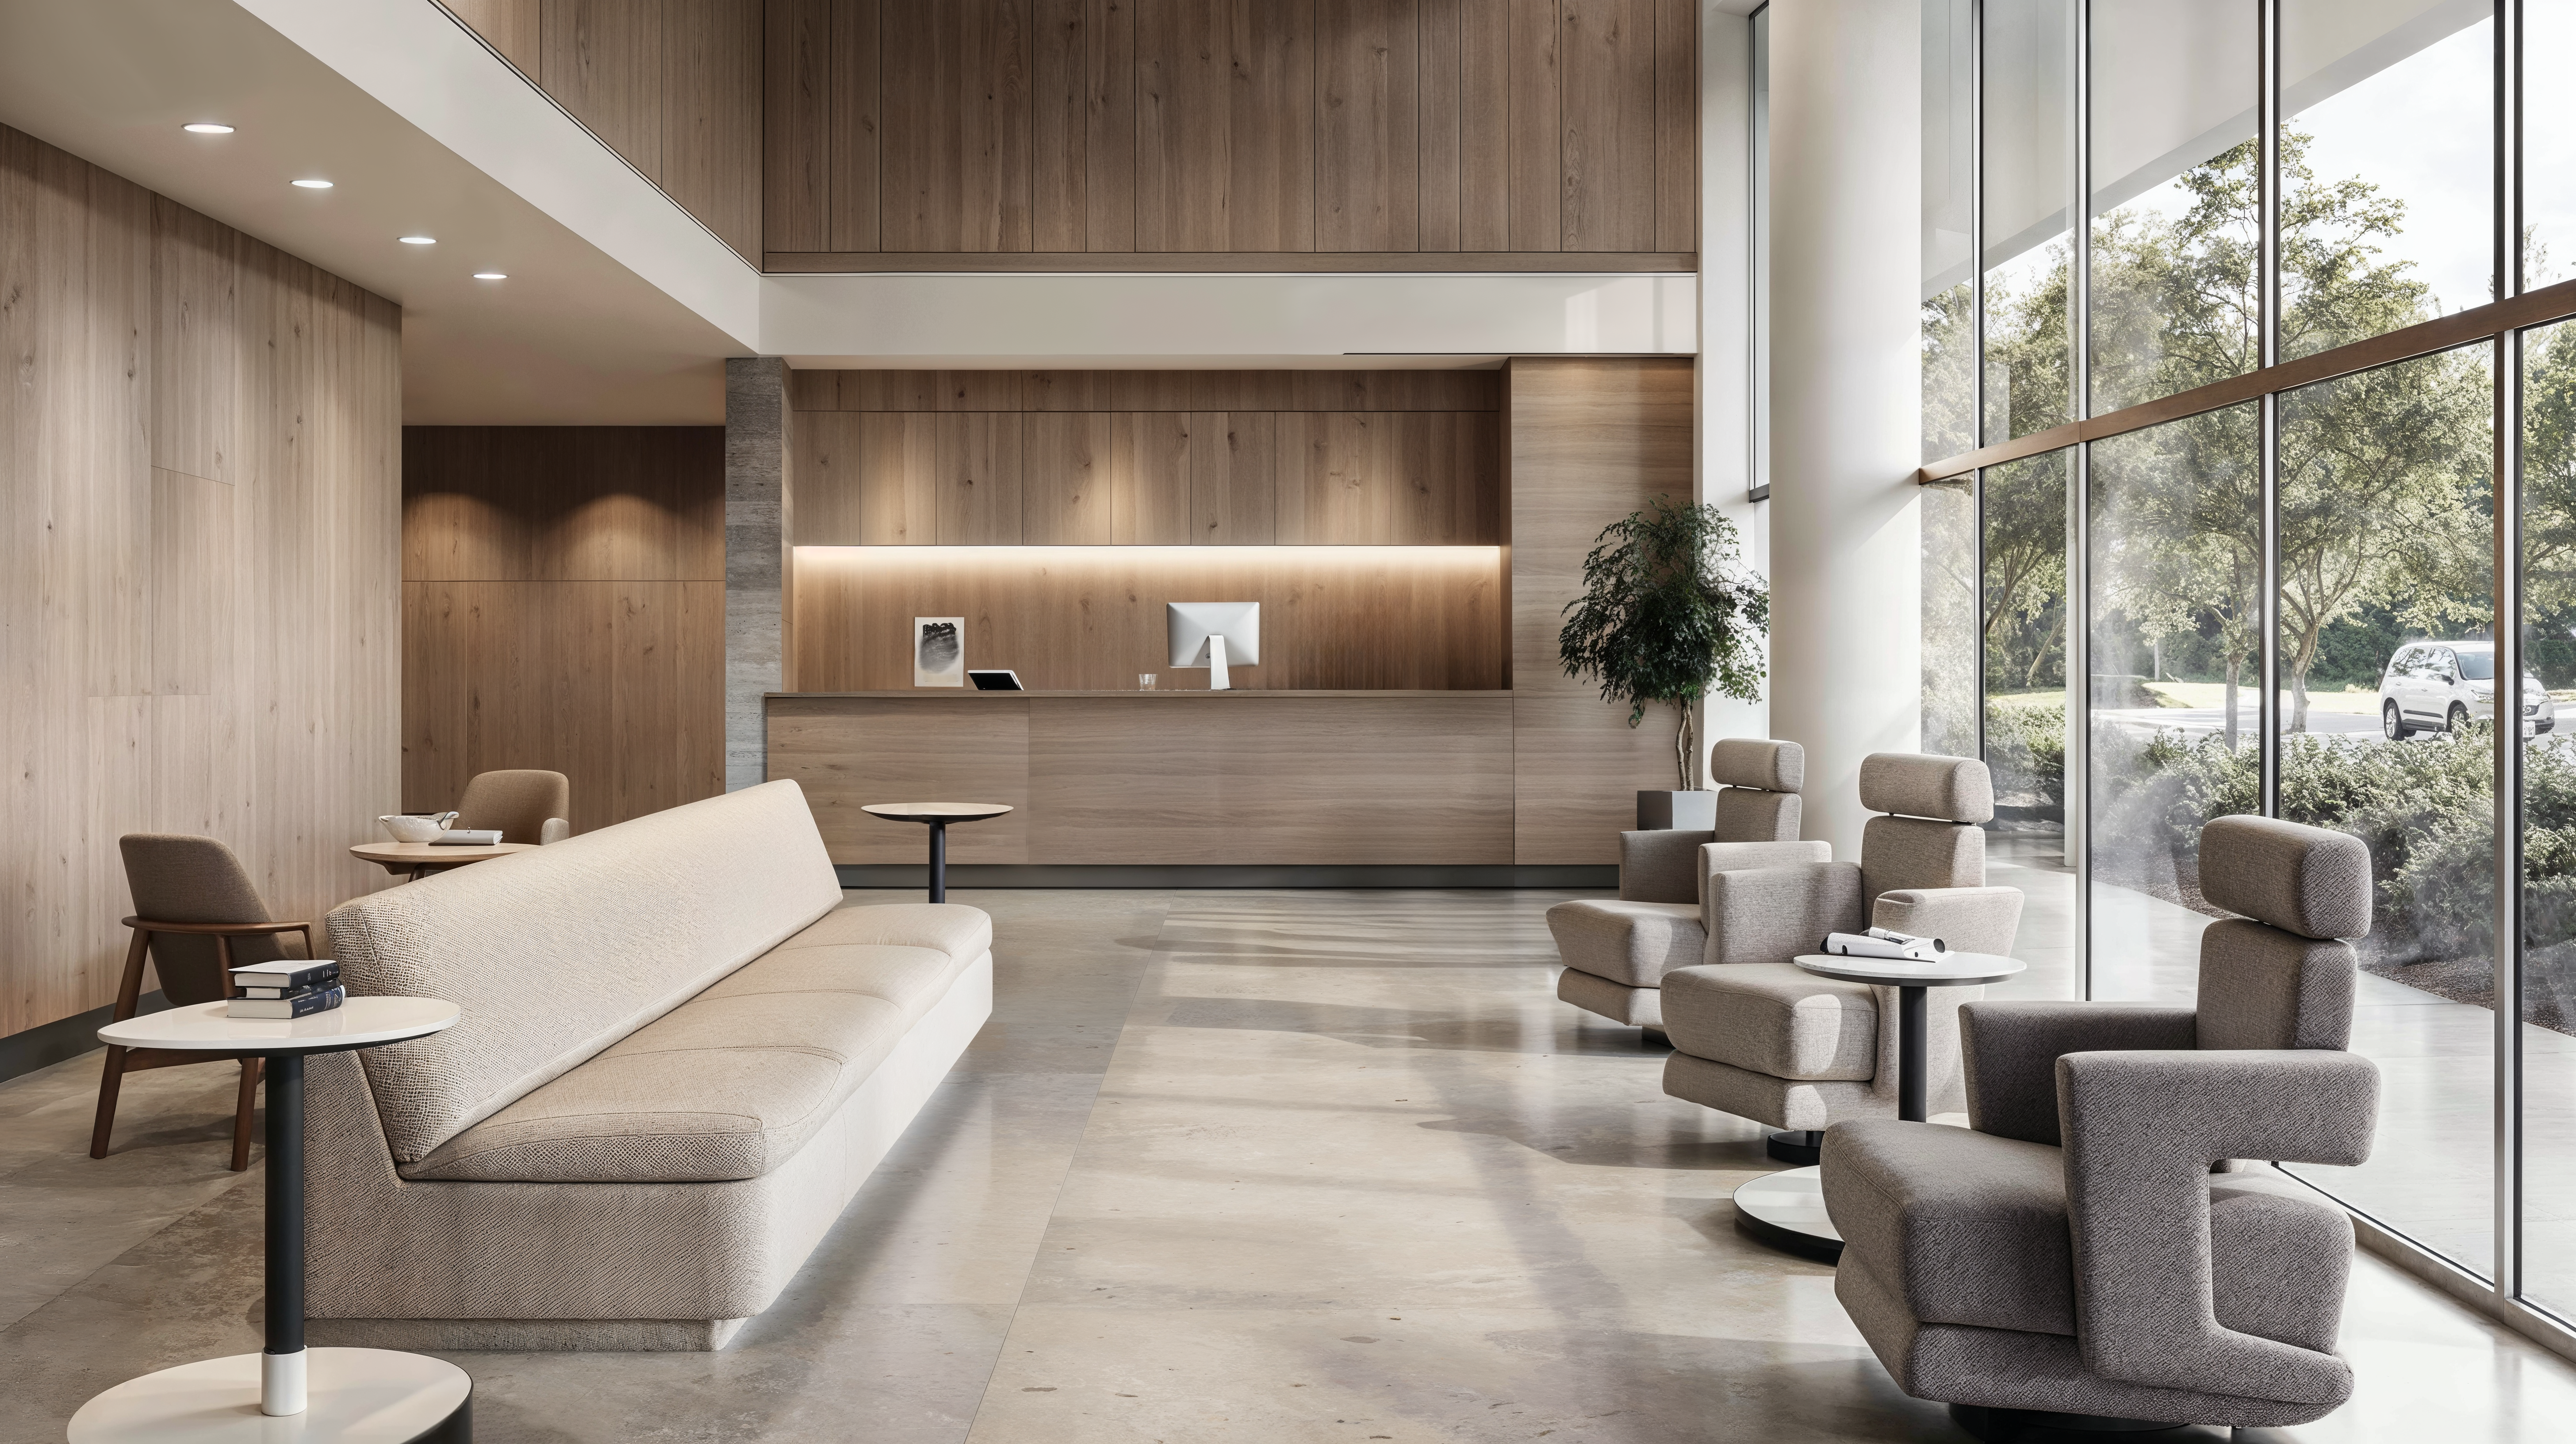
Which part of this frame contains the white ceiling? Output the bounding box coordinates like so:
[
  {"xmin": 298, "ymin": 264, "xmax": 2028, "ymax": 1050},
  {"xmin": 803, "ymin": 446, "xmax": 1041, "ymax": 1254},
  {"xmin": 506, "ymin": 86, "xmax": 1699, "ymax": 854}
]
[{"xmin": 0, "ymin": 0, "xmax": 746, "ymax": 423}]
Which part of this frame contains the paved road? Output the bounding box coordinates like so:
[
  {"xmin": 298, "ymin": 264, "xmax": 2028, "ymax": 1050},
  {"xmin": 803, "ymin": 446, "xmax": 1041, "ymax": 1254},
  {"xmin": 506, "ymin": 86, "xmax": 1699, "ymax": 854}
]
[{"xmin": 2094, "ymin": 705, "xmax": 2385, "ymax": 739}]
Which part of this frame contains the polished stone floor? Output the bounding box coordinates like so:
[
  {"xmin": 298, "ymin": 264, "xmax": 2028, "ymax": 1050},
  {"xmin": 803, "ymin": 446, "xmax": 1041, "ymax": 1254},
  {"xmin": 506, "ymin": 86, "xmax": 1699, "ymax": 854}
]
[{"xmin": 4, "ymin": 886, "xmax": 2575, "ymax": 1441}]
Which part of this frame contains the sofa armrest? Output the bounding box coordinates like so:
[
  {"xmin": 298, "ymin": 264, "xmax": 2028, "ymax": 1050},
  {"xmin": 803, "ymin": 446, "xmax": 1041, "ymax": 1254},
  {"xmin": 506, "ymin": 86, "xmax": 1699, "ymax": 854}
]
[
  {"xmin": 1956, "ymin": 1002, "xmax": 2199, "ymax": 1145},
  {"xmin": 1705, "ymin": 859, "xmax": 1865, "ymax": 967},
  {"xmin": 2058, "ymin": 1048, "xmax": 2379, "ymax": 1405},
  {"xmin": 1871, "ymin": 886, "xmax": 2023, "ymax": 959},
  {"xmin": 1618, "ymin": 830, "xmax": 1717, "ymax": 902}
]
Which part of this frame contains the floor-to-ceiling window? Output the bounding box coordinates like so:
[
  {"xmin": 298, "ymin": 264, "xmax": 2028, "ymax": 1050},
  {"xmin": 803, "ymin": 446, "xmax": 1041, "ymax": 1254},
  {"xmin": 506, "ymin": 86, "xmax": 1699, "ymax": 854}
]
[{"xmin": 1918, "ymin": 0, "xmax": 2575, "ymax": 1348}]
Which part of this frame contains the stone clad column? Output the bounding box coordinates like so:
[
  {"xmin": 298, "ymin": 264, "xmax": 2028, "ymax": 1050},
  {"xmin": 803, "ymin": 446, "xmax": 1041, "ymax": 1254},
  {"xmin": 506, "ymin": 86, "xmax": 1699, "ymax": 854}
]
[
  {"xmin": 1767, "ymin": 0, "xmax": 1922, "ymax": 859},
  {"xmin": 725, "ymin": 357, "xmax": 788, "ymax": 792}
]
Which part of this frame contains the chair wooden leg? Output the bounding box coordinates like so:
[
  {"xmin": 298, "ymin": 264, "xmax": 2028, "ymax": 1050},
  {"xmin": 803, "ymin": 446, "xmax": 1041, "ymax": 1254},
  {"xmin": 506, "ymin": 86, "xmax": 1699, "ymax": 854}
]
[
  {"xmin": 230, "ymin": 1056, "xmax": 262, "ymax": 1172},
  {"xmin": 90, "ymin": 1045, "xmax": 129, "ymax": 1160}
]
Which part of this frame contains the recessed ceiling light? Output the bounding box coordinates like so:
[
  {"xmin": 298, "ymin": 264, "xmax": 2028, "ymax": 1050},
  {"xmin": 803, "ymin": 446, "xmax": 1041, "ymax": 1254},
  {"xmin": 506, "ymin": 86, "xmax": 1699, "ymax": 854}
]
[
  {"xmin": 399, "ymin": 236, "xmax": 436, "ymax": 245},
  {"xmin": 472, "ymin": 272, "xmax": 506, "ymax": 280},
  {"xmin": 183, "ymin": 123, "xmax": 234, "ymax": 134},
  {"xmin": 291, "ymin": 178, "xmax": 333, "ymax": 188}
]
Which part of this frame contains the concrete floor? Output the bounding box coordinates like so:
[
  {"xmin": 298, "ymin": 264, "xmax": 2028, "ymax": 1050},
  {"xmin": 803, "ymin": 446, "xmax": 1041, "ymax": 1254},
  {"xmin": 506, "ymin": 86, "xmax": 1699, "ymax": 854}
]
[{"xmin": 5, "ymin": 885, "xmax": 2576, "ymax": 1440}]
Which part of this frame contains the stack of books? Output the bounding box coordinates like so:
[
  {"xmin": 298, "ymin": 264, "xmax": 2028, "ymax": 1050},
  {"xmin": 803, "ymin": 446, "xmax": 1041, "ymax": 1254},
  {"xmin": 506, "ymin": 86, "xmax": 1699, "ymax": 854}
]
[{"xmin": 226, "ymin": 959, "xmax": 346, "ymax": 1018}]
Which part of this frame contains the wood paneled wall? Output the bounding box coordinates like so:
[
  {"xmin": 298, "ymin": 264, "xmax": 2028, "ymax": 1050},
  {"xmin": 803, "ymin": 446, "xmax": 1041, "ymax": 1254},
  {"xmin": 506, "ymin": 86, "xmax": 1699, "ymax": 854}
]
[
  {"xmin": 789, "ymin": 368, "xmax": 1503, "ymax": 546},
  {"xmin": 402, "ymin": 428, "xmax": 728, "ymax": 837},
  {"xmin": 762, "ymin": 0, "xmax": 1698, "ymax": 271},
  {"xmin": 437, "ymin": 0, "xmax": 762, "ymax": 263},
  {"xmin": 793, "ymin": 545, "xmax": 1505, "ymax": 691},
  {"xmin": 1506, "ymin": 356, "xmax": 1694, "ymax": 864},
  {"xmin": 0, "ymin": 124, "xmax": 402, "ymax": 1041}
]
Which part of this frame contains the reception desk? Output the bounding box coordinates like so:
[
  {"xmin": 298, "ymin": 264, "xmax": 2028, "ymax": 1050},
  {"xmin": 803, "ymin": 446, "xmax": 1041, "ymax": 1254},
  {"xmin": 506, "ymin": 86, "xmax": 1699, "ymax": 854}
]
[{"xmin": 767, "ymin": 691, "xmax": 1524, "ymax": 870}]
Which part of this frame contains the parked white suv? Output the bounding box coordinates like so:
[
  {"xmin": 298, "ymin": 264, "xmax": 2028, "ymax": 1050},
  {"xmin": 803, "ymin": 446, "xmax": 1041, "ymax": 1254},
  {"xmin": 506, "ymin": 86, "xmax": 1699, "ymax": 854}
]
[{"xmin": 2379, "ymin": 641, "xmax": 2554, "ymax": 738}]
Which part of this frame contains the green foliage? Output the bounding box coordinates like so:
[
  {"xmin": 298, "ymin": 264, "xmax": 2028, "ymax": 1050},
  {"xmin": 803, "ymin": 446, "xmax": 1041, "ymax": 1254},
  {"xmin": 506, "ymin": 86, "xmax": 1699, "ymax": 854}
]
[
  {"xmin": 1985, "ymin": 702, "xmax": 2066, "ymax": 809},
  {"xmin": 1558, "ymin": 496, "xmax": 1769, "ymax": 788}
]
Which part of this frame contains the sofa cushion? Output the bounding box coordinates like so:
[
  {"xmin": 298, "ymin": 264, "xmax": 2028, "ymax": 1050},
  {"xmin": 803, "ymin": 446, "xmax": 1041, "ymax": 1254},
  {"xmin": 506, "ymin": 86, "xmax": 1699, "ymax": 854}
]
[
  {"xmin": 1822, "ymin": 1118, "xmax": 2075, "ymax": 1336},
  {"xmin": 329, "ymin": 781, "xmax": 846, "ymax": 1164},
  {"xmin": 776, "ymin": 901, "xmax": 993, "ymax": 963},
  {"xmin": 701, "ymin": 942, "xmax": 970, "ymax": 1028},
  {"xmin": 1547, "ymin": 900, "xmax": 1704, "ymax": 987},
  {"xmin": 1662, "ymin": 963, "xmax": 1877, "ymax": 1080}
]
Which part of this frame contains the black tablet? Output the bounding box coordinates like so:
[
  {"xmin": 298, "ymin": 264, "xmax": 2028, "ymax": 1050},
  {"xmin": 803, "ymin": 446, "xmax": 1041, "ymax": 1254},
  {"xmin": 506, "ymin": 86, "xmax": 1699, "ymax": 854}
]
[{"xmin": 967, "ymin": 670, "xmax": 1025, "ymax": 691}]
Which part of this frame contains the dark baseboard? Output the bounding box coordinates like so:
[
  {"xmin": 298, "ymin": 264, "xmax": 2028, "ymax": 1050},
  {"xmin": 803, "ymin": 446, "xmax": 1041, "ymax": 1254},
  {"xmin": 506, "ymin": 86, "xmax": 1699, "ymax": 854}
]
[
  {"xmin": 0, "ymin": 991, "xmax": 165, "ymax": 1086},
  {"xmin": 836, "ymin": 864, "xmax": 1618, "ymax": 891}
]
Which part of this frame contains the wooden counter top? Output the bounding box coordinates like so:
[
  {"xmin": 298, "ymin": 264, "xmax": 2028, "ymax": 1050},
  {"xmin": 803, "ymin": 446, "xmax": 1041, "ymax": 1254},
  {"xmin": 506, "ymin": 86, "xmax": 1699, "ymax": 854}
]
[{"xmin": 768, "ymin": 690, "xmax": 1510, "ymax": 700}]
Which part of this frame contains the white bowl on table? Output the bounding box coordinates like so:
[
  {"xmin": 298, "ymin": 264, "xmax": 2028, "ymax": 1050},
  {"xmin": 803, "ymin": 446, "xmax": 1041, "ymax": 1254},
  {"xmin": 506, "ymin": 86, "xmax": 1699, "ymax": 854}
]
[{"xmin": 378, "ymin": 812, "xmax": 458, "ymax": 844}]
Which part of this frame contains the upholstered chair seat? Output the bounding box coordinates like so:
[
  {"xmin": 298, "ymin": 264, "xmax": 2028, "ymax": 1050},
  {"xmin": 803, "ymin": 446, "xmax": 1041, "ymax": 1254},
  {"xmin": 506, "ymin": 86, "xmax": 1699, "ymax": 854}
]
[
  {"xmin": 1548, "ymin": 738, "xmax": 1817, "ymax": 1031},
  {"xmin": 1659, "ymin": 753, "xmax": 2023, "ymax": 1157},
  {"xmin": 1818, "ymin": 814, "xmax": 2378, "ymax": 1436}
]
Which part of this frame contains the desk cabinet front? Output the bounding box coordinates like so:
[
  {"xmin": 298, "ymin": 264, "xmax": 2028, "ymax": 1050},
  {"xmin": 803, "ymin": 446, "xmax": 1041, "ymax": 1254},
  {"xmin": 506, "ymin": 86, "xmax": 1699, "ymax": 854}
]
[{"xmin": 767, "ymin": 693, "xmax": 1515, "ymax": 866}]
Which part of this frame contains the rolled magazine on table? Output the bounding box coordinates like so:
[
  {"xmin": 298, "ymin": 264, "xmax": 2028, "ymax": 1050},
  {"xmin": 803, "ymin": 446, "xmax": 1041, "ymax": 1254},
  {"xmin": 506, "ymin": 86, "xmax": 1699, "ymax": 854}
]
[{"xmin": 1821, "ymin": 927, "xmax": 1948, "ymax": 961}]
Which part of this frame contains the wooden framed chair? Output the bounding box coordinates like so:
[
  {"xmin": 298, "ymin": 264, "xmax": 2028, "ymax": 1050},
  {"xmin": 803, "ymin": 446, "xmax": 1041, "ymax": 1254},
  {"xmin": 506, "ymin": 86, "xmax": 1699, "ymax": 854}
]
[{"xmin": 94, "ymin": 835, "xmax": 315, "ymax": 1172}]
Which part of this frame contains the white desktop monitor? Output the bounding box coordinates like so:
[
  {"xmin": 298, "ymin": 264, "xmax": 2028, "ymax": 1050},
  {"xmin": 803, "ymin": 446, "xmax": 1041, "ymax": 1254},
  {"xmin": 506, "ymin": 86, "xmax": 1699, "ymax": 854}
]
[{"xmin": 1167, "ymin": 601, "xmax": 1259, "ymax": 690}]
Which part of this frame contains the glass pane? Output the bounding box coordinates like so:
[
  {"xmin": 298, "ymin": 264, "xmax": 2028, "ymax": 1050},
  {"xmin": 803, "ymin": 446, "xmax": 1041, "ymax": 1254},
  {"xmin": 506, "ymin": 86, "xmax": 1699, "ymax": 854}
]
[
  {"xmin": 1752, "ymin": 4, "xmax": 1771, "ymax": 493},
  {"xmin": 2088, "ymin": 403, "xmax": 2262, "ymax": 1003},
  {"xmin": 2523, "ymin": 319, "xmax": 2576, "ymax": 1313},
  {"xmin": 2281, "ymin": 0, "xmax": 2495, "ymax": 361},
  {"xmin": 2088, "ymin": 0, "xmax": 2260, "ymax": 415},
  {"xmin": 1984, "ymin": 0, "xmax": 2078, "ymax": 439},
  {"xmin": 1924, "ymin": 0, "xmax": 1975, "ymax": 461},
  {"xmin": 2275, "ymin": 346, "xmax": 2496, "ymax": 1275},
  {"xmin": 1924, "ymin": 479, "xmax": 1979, "ymax": 759},
  {"xmin": 2532, "ymin": 1, "xmax": 2576, "ymax": 289},
  {"xmin": 1986, "ymin": 451, "xmax": 2077, "ymax": 991}
]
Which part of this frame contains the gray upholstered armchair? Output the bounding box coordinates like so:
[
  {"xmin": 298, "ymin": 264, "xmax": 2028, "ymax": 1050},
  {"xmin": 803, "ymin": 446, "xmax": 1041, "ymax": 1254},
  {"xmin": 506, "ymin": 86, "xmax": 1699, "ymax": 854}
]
[
  {"xmin": 1657, "ymin": 753, "xmax": 2022, "ymax": 1160},
  {"xmin": 1819, "ymin": 814, "xmax": 2379, "ymax": 1437},
  {"xmin": 1547, "ymin": 739, "xmax": 1816, "ymax": 1034}
]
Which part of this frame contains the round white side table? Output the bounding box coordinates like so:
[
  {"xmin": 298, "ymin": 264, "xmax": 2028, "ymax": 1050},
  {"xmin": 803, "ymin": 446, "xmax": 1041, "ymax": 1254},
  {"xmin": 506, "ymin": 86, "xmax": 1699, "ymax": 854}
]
[
  {"xmin": 1732, "ymin": 952, "xmax": 2028, "ymax": 1262},
  {"xmin": 69, "ymin": 998, "xmax": 470, "ymax": 1442},
  {"xmin": 861, "ymin": 802, "xmax": 1014, "ymax": 903}
]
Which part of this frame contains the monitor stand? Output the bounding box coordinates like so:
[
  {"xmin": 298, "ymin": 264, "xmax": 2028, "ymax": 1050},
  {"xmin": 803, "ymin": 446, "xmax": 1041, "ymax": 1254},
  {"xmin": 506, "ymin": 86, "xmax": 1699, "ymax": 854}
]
[{"xmin": 1207, "ymin": 634, "xmax": 1231, "ymax": 690}]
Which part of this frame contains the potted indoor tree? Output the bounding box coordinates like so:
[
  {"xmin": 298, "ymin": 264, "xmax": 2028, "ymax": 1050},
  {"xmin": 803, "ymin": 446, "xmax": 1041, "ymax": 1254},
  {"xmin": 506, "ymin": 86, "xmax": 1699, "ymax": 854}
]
[{"xmin": 1557, "ymin": 495, "xmax": 1770, "ymax": 828}]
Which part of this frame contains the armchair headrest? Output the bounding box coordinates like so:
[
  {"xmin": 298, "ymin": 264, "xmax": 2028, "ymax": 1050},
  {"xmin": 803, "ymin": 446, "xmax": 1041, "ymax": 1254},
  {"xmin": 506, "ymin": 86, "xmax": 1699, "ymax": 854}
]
[
  {"xmin": 2199, "ymin": 815, "xmax": 2371, "ymax": 941},
  {"xmin": 1709, "ymin": 737, "xmax": 1803, "ymax": 793},
  {"xmin": 1858, "ymin": 753, "xmax": 1993, "ymax": 824}
]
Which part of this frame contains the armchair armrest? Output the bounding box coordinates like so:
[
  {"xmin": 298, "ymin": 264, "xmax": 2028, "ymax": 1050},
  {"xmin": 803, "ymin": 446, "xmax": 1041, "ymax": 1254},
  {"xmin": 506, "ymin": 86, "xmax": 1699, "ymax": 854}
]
[
  {"xmin": 1700, "ymin": 839, "xmax": 1831, "ymax": 874},
  {"xmin": 1871, "ymin": 886, "xmax": 2023, "ymax": 959},
  {"xmin": 540, "ymin": 817, "xmax": 572, "ymax": 845},
  {"xmin": 1704, "ymin": 859, "xmax": 1864, "ymax": 966},
  {"xmin": 1618, "ymin": 830, "xmax": 1716, "ymax": 903},
  {"xmin": 2058, "ymin": 1049, "xmax": 2379, "ymax": 1405},
  {"xmin": 1957, "ymin": 1001, "xmax": 2198, "ymax": 1144}
]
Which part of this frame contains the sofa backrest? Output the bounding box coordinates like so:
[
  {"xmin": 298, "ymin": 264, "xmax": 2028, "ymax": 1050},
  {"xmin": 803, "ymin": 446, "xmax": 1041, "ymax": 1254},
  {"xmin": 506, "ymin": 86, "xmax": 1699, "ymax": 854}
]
[{"xmin": 328, "ymin": 780, "xmax": 845, "ymax": 1164}]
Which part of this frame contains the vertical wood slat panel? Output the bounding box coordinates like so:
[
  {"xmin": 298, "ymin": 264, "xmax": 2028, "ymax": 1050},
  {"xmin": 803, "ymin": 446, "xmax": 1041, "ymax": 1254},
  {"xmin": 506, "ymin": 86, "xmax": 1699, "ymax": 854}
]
[
  {"xmin": 1134, "ymin": 0, "xmax": 1224, "ymax": 252},
  {"xmin": 1033, "ymin": 0, "xmax": 1089, "ymax": 251},
  {"xmin": 1315, "ymin": 0, "xmax": 1420, "ymax": 253},
  {"xmin": 1558, "ymin": 0, "xmax": 1656, "ymax": 251},
  {"xmin": 830, "ymin": 0, "xmax": 883, "ymax": 251},
  {"xmin": 658, "ymin": 0, "xmax": 763, "ymax": 261},
  {"xmin": 859, "ymin": 412, "xmax": 939, "ymax": 542},
  {"xmin": 1457, "ymin": 0, "xmax": 1512, "ymax": 250},
  {"xmin": 1024, "ymin": 411, "xmax": 1115, "ymax": 542},
  {"xmin": 881, "ymin": 0, "xmax": 1036, "ymax": 252},
  {"xmin": 935, "ymin": 412, "xmax": 1027, "ymax": 543},
  {"xmin": 541, "ymin": 0, "xmax": 666, "ymax": 180},
  {"xmin": 1418, "ymin": 0, "xmax": 1464, "ymax": 252},
  {"xmin": 151, "ymin": 199, "xmax": 234, "ymax": 485},
  {"xmin": 763, "ymin": 0, "xmax": 832, "ymax": 253},
  {"xmin": 1506, "ymin": 0, "xmax": 1560, "ymax": 252},
  {"xmin": 1231, "ymin": 0, "xmax": 1317, "ymax": 252},
  {"xmin": 1652, "ymin": 0, "xmax": 1696, "ymax": 253},
  {"xmin": 791, "ymin": 409, "xmax": 868, "ymax": 544},
  {"xmin": 1112, "ymin": 411, "xmax": 1199, "ymax": 544},
  {"xmin": 1085, "ymin": 0, "xmax": 1138, "ymax": 251}
]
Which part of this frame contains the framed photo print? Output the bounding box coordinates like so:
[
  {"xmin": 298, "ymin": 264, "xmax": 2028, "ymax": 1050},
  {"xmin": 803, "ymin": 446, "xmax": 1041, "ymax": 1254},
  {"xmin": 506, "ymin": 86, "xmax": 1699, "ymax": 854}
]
[{"xmin": 914, "ymin": 617, "xmax": 965, "ymax": 687}]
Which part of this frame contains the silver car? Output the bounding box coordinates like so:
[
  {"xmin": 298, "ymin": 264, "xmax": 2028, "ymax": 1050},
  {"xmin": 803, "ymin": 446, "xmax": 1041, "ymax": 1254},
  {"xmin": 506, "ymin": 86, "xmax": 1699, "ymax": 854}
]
[{"xmin": 2379, "ymin": 641, "xmax": 2555, "ymax": 738}]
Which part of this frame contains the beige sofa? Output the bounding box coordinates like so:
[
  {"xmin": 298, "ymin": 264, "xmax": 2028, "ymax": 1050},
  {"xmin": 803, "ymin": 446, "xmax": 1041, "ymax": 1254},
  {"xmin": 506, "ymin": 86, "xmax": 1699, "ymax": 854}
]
[{"xmin": 302, "ymin": 780, "xmax": 992, "ymax": 1351}]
